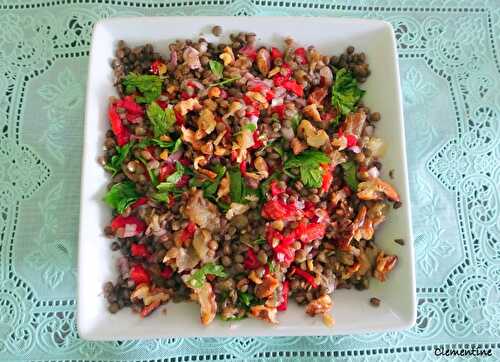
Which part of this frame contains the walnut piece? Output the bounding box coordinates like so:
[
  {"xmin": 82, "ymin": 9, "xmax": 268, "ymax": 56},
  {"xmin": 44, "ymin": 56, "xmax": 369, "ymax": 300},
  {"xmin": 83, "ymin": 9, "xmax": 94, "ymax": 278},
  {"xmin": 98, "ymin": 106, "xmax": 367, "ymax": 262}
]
[
  {"xmin": 250, "ymin": 305, "xmax": 278, "ymax": 324},
  {"xmin": 305, "ymin": 295, "xmax": 333, "ymax": 316}
]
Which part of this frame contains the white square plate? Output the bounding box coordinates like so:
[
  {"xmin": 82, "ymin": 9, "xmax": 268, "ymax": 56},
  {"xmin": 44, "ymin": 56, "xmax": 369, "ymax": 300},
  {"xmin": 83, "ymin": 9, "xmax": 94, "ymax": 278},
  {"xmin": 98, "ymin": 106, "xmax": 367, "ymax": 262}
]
[{"xmin": 78, "ymin": 16, "xmax": 416, "ymax": 340}]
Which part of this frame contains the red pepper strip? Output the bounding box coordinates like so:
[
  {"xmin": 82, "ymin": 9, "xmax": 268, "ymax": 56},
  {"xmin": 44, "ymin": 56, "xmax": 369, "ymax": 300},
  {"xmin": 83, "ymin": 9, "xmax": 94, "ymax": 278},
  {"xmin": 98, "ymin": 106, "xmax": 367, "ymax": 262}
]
[
  {"xmin": 251, "ymin": 131, "xmax": 264, "ymax": 149},
  {"xmin": 295, "ymin": 222, "xmax": 326, "ymax": 243},
  {"xmin": 272, "ymin": 74, "xmax": 286, "ymax": 87},
  {"xmin": 130, "ymin": 264, "xmax": 150, "ymax": 285},
  {"xmin": 131, "ymin": 243, "xmax": 149, "ymax": 258},
  {"xmin": 180, "ymin": 222, "xmax": 196, "ymax": 243},
  {"xmin": 119, "ymin": 96, "xmax": 144, "ymax": 115},
  {"xmin": 140, "ymin": 300, "xmax": 160, "ymax": 317},
  {"xmin": 239, "ymin": 45, "xmax": 257, "ymax": 60},
  {"xmin": 280, "ymin": 63, "xmax": 292, "ymax": 78},
  {"xmin": 108, "ymin": 105, "xmax": 130, "ymax": 146},
  {"xmin": 270, "ymin": 180, "xmax": 286, "ymax": 196},
  {"xmin": 292, "ymin": 267, "xmax": 318, "ymax": 288},
  {"xmin": 265, "ymin": 89, "xmax": 275, "ymax": 102},
  {"xmin": 321, "ymin": 164, "xmax": 333, "ymax": 193},
  {"xmin": 345, "ymin": 134, "xmax": 358, "ymax": 148},
  {"xmin": 283, "ymin": 80, "xmax": 304, "ymax": 97},
  {"xmin": 174, "ymin": 110, "xmax": 185, "ymax": 125},
  {"xmin": 131, "ymin": 197, "xmax": 148, "ymax": 209},
  {"xmin": 274, "ymin": 244, "xmax": 295, "ymax": 265},
  {"xmin": 160, "ymin": 266, "xmax": 174, "ymax": 279},
  {"xmin": 244, "ymin": 249, "xmax": 260, "ymax": 269},
  {"xmin": 159, "ymin": 163, "xmax": 176, "ymax": 182},
  {"xmin": 294, "ymin": 47, "xmax": 308, "ymax": 64},
  {"xmin": 240, "ymin": 161, "xmax": 247, "ymax": 176},
  {"xmin": 156, "ymin": 100, "xmax": 168, "ymax": 109},
  {"xmin": 270, "ymin": 47, "xmax": 283, "ymax": 60},
  {"xmin": 110, "ymin": 215, "xmax": 146, "ymax": 234},
  {"xmin": 271, "ymin": 104, "xmax": 286, "ymax": 119},
  {"xmin": 277, "ymin": 281, "xmax": 289, "ymax": 311}
]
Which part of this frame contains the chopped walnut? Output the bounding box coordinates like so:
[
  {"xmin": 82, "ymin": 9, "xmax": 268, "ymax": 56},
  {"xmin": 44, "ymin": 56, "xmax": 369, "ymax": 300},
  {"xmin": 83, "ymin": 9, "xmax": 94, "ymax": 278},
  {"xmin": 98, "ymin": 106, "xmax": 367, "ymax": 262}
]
[
  {"xmin": 303, "ymin": 103, "xmax": 321, "ymax": 122},
  {"xmin": 207, "ymin": 86, "xmax": 221, "ymax": 98},
  {"xmin": 248, "ymin": 270, "xmax": 263, "ymax": 285},
  {"xmin": 196, "ymin": 282, "xmax": 217, "ymax": 325},
  {"xmin": 184, "ymin": 189, "xmax": 221, "ymax": 231},
  {"xmin": 193, "ymin": 155, "xmax": 207, "ymax": 170},
  {"xmin": 250, "ymin": 305, "xmax": 278, "ymax": 324},
  {"xmin": 131, "ymin": 284, "xmax": 170, "ymax": 306},
  {"xmin": 290, "ymin": 137, "xmax": 307, "ymax": 155},
  {"xmin": 256, "ymin": 48, "xmax": 271, "ymax": 76},
  {"xmin": 357, "ymin": 178, "xmax": 400, "ymax": 202},
  {"xmin": 219, "ymin": 46, "xmax": 235, "ymax": 65},
  {"xmin": 343, "ymin": 111, "xmax": 367, "ymax": 138},
  {"xmin": 197, "ymin": 108, "xmax": 216, "ymax": 135},
  {"xmin": 307, "ymin": 87, "xmax": 328, "ymax": 105},
  {"xmin": 198, "ymin": 168, "xmax": 218, "ymax": 180},
  {"xmin": 254, "ymin": 275, "xmax": 279, "ymax": 299},
  {"xmin": 374, "ymin": 252, "xmax": 398, "ymax": 282},
  {"xmin": 217, "ymin": 173, "xmax": 230, "ymax": 199},
  {"xmin": 174, "ymin": 97, "xmax": 201, "ymax": 116},
  {"xmin": 297, "ymin": 119, "xmax": 329, "ymax": 148},
  {"xmin": 305, "ymin": 295, "xmax": 333, "ymax": 316},
  {"xmin": 246, "ymin": 91, "xmax": 269, "ymax": 108},
  {"xmin": 181, "ymin": 126, "xmax": 203, "ymax": 150},
  {"xmin": 192, "ymin": 228, "xmax": 212, "ymax": 260},
  {"xmin": 225, "ymin": 202, "xmax": 250, "ymax": 220},
  {"xmin": 200, "ymin": 141, "xmax": 214, "ymax": 156}
]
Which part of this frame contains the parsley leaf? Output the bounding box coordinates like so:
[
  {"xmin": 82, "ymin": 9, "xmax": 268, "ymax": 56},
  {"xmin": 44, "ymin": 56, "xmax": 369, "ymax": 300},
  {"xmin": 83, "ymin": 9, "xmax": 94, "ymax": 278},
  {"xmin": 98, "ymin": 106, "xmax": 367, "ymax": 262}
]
[
  {"xmin": 239, "ymin": 292, "xmax": 254, "ymax": 308},
  {"xmin": 209, "ymin": 76, "xmax": 241, "ymax": 87},
  {"xmin": 228, "ymin": 167, "xmax": 244, "ymax": 203},
  {"xmin": 204, "ymin": 165, "xmax": 227, "ymax": 197},
  {"xmin": 341, "ymin": 161, "xmax": 359, "ymax": 191},
  {"xmin": 290, "ymin": 113, "xmax": 301, "ymax": 132},
  {"xmin": 122, "ymin": 73, "xmax": 163, "ymax": 104},
  {"xmin": 151, "ymin": 192, "xmax": 170, "ymax": 202},
  {"xmin": 156, "ymin": 162, "xmax": 184, "ymax": 192},
  {"xmin": 331, "ymin": 68, "xmax": 365, "ymax": 116},
  {"xmin": 104, "ymin": 141, "xmax": 134, "ymax": 175},
  {"xmin": 103, "ymin": 181, "xmax": 139, "ymax": 214},
  {"xmin": 188, "ymin": 263, "xmax": 228, "ymax": 289},
  {"xmin": 136, "ymin": 155, "xmax": 158, "ymax": 186},
  {"xmin": 146, "ymin": 102, "xmax": 175, "ymax": 137},
  {"xmin": 172, "ymin": 138, "xmax": 183, "ymax": 153},
  {"xmin": 242, "ymin": 123, "xmax": 257, "ymax": 133},
  {"xmin": 284, "ymin": 150, "xmax": 330, "ymax": 188},
  {"xmin": 209, "ymin": 60, "xmax": 224, "ymax": 78}
]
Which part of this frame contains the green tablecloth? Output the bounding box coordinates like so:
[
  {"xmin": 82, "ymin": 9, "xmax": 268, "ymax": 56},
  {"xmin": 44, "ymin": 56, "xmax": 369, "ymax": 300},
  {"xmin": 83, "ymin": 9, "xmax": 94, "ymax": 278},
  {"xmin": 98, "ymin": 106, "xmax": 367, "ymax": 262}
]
[{"xmin": 0, "ymin": 1, "xmax": 499, "ymax": 361}]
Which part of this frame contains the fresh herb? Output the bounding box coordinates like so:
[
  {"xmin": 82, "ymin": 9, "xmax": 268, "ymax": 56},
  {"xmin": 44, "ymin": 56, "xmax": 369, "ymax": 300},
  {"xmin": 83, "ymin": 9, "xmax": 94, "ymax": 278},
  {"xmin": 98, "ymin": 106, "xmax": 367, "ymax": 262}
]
[
  {"xmin": 290, "ymin": 113, "xmax": 301, "ymax": 132},
  {"xmin": 151, "ymin": 192, "xmax": 169, "ymax": 202},
  {"xmin": 251, "ymin": 238, "xmax": 266, "ymax": 246},
  {"xmin": 146, "ymin": 102, "xmax": 175, "ymax": 137},
  {"xmin": 239, "ymin": 292, "xmax": 254, "ymax": 308},
  {"xmin": 104, "ymin": 141, "xmax": 135, "ymax": 175},
  {"xmin": 188, "ymin": 263, "xmax": 228, "ymax": 289},
  {"xmin": 136, "ymin": 155, "xmax": 158, "ymax": 186},
  {"xmin": 271, "ymin": 142, "xmax": 285, "ymax": 159},
  {"xmin": 209, "ymin": 76, "xmax": 241, "ymax": 87},
  {"xmin": 103, "ymin": 181, "xmax": 139, "ymax": 214},
  {"xmin": 203, "ymin": 164, "xmax": 227, "ymax": 197},
  {"xmin": 341, "ymin": 161, "xmax": 359, "ymax": 191},
  {"xmin": 156, "ymin": 162, "xmax": 184, "ymax": 192},
  {"xmin": 122, "ymin": 73, "xmax": 163, "ymax": 104},
  {"xmin": 284, "ymin": 150, "xmax": 330, "ymax": 188},
  {"xmin": 268, "ymin": 260, "xmax": 277, "ymax": 273},
  {"xmin": 144, "ymin": 137, "xmax": 183, "ymax": 153},
  {"xmin": 228, "ymin": 167, "xmax": 244, "ymax": 203},
  {"xmin": 331, "ymin": 68, "xmax": 365, "ymax": 116},
  {"xmin": 171, "ymin": 138, "xmax": 183, "ymax": 153},
  {"xmin": 241, "ymin": 123, "xmax": 257, "ymax": 133},
  {"xmin": 208, "ymin": 59, "xmax": 224, "ymax": 78},
  {"xmin": 216, "ymin": 200, "xmax": 230, "ymax": 212}
]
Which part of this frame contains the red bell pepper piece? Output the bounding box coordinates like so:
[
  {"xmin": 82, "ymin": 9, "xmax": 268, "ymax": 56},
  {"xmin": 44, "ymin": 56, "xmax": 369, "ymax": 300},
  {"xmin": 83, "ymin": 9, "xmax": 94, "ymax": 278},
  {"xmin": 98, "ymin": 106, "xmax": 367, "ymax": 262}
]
[
  {"xmin": 110, "ymin": 215, "xmax": 146, "ymax": 235},
  {"xmin": 270, "ymin": 180, "xmax": 286, "ymax": 196},
  {"xmin": 274, "ymin": 244, "xmax": 295, "ymax": 265},
  {"xmin": 240, "ymin": 161, "xmax": 247, "ymax": 176},
  {"xmin": 159, "ymin": 163, "xmax": 176, "ymax": 182},
  {"xmin": 321, "ymin": 164, "xmax": 333, "ymax": 193},
  {"xmin": 108, "ymin": 105, "xmax": 130, "ymax": 146},
  {"xmin": 280, "ymin": 63, "xmax": 292, "ymax": 78},
  {"xmin": 243, "ymin": 249, "xmax": 260, "ymax": 269},
  {"xmin": 261, "ymin": 199, "xmax": 290, "ymax": 220},
  {"xmin": 150, "ymin": 60, "xmax": 166, "ymax": 75},
  {"xmin": 292, "ymin": 267, "xmax": 317, "ymax": 288},
  {"xmin": 130, "ymin": 264, "xmax": 150, "ymax": 285},
  {"xmin": 174, "ymin": 110, "xmax": 184, "ymax": 125},
  {"xmin": 251, "ymin": 130, "xmax": 264, "ymax": 149},
  {"xmin": 130, "ymin": 243, "xmax": 149, "ymax": 258},
  {"xmin": 160, "ymin": 266, "xmax": 174, "ymax": 279},
  {"xmin": 120, "ymin": 96, "xmax": 144, "ymax": 115},
  {"xmin": 140, "ymin": 300, "xmax": 160, "ymax": 317},
  {"xmin": 239, "ymin": 45, "xmax": 257, "ymax": 60},
  {"xmin": 265, "ymin": 88, "xmax": 275, "ymax": 102},
  {"xmin": 283, "ymin": 80, "xmax": 304, "ymax": 97},
  {"xmin": 273, "ymin": 74, "xmax": 286, "ymax": 87},
  {"xmin": 131, "ymin": 197, "xmax": 148, "ymax": 209},
  {"xmin": 277, "ymin": 281, "xmax": 289, "ymax": 311},
  {"xmin": 271, "ymin": 47, "xmax": 283, "ymax": 60},
  {"xmin": 294, "ymin": 47, "xmax": 308, "ymax": 64},
  {"xmin": 271, "ymin": 104, "xmax": 286, "ymax": 119},
  {"xmin": 180, "ymin": 222, "xmax": 196, "ymax": 243},
  {"xmin": 345, "ymin": 134, "xmax": 358, "ymax": 148},
  {"xmin": 295, "ymin": 222, "xmax": 326, "ymax": 243}
]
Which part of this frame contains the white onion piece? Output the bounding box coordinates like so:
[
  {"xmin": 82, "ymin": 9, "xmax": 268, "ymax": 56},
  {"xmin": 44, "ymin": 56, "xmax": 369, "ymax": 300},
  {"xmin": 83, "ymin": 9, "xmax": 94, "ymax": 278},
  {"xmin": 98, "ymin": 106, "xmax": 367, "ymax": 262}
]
[
  {"xmin": 122, "ymin": 224, "xmax": 138, "ymax": 238},
  {"xmin": 367, "ymin": 166, "xmax": 380, "ymax": 179},
  {"xmin": 349, "ymin": 145, "xmax": 362, "ymax": 154},
  {"xmin": 271, "ymin": 97, "xmax": 283, "ymax": 107}
]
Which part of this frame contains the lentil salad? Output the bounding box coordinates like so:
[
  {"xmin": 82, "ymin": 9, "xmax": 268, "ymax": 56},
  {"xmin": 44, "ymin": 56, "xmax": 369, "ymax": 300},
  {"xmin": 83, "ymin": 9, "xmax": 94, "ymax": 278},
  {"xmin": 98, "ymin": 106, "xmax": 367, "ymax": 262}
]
[{"xmin": 100, "ymin": 31, "xmax": 401, "ymax": 326}]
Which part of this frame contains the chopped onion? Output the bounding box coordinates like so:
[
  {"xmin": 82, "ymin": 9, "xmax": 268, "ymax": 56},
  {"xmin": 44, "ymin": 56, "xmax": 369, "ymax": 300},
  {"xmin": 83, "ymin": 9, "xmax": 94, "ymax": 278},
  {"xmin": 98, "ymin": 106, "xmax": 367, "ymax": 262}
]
[
  {"xmin": 367, "ymin": 166, "xmax": 380, "ymax": 179},
  {"xmin": 271, "ymin": 97, "xmax": 283, "ymax": 107},
  {"xmin": 348, "ymin": 145, "xmax": 361, "ymax": 154},
  {"xmin": 122, "ymin": 223, "xmax": 138, "ymax": 238},
  {"xmin": 168, "ymin": 150, "xmax": 183, "ymax": 162}
]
